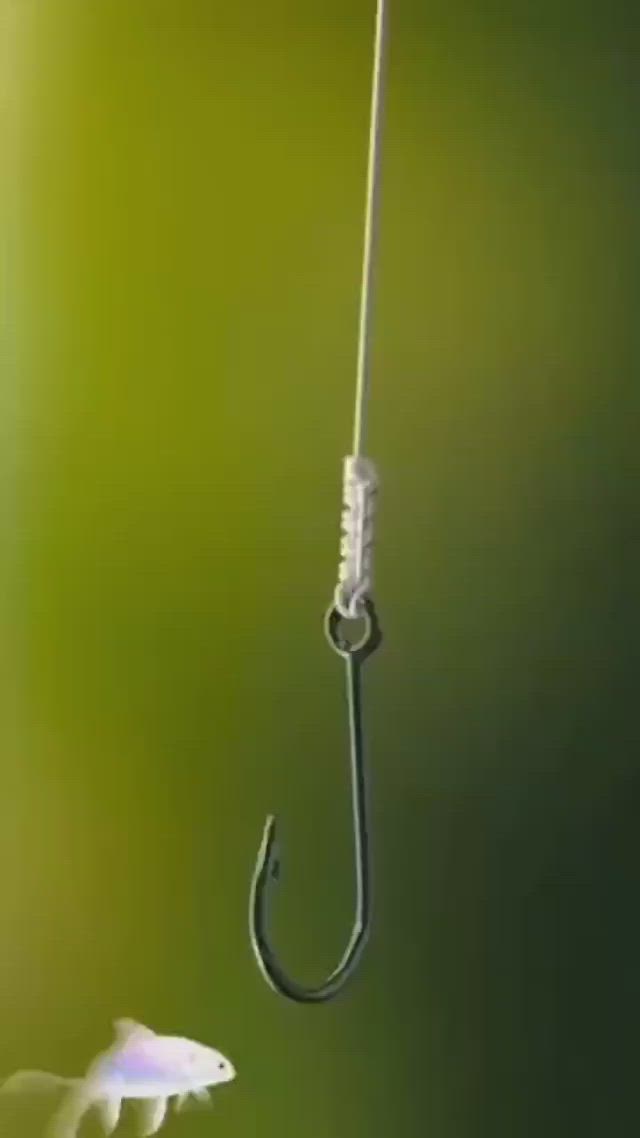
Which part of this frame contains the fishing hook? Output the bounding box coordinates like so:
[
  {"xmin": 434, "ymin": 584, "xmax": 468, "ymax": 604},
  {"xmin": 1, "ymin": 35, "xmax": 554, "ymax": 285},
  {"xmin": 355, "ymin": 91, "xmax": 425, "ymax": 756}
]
[{"xmin": 249, "ymin": 598, "xmax": 382, "ymax": 1003}]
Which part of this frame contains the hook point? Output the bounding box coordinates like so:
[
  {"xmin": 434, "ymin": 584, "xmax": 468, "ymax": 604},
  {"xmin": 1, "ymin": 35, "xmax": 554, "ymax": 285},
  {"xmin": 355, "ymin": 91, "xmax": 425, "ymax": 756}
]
[{"xmin": 258, "ymin": 814, "xmax": 280, "ymax": 879}]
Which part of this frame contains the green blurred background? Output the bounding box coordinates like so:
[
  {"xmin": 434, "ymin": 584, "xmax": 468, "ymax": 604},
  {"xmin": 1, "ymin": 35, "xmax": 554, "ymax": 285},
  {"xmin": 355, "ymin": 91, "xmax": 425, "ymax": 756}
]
[{"xmin": 2, "ymin": 0, "xmax": 640, "ymax": 1135}]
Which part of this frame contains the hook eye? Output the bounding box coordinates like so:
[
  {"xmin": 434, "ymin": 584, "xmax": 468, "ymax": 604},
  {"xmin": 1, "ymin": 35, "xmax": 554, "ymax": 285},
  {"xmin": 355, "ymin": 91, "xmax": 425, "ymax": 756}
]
[{"xmin": 325, "ymin": 597, "xmax": 382, "ymax": 662}]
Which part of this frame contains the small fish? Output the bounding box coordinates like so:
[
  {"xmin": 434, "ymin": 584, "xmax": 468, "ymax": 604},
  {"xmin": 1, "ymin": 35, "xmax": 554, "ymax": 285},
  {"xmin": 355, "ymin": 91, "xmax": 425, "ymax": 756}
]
[{"xmin": 0, "ymin": 1018, "xmax": 236, "ymax": 1138}]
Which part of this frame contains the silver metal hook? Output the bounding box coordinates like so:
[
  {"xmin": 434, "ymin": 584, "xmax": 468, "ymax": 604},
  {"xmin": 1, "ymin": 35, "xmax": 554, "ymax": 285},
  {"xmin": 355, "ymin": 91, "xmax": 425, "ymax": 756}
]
[{"xmin": 248, "ymin": 599, "xmax": 382, "ymax": 1003}]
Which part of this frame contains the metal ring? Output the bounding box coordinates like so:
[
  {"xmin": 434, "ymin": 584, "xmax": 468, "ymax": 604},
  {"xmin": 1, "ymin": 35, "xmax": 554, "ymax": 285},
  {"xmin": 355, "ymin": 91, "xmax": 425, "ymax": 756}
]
[{"xmin": 324, "ymin": 597, "xmax": 382, "ymax": 663}]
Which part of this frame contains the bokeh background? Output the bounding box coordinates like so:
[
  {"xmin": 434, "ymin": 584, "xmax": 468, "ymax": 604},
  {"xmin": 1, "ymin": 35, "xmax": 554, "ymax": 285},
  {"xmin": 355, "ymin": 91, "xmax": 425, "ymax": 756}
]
[{"xmin": 2, "ymin": 1, "xmax": 640, "ymax": 1135}]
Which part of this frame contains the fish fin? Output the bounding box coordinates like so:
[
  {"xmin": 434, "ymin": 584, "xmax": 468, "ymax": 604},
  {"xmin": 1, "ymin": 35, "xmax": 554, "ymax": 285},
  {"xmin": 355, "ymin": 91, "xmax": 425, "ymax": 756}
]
[
  {"xmin": 0, "ymin": 1070, "xmax": 75, "ymax": 1096},
  {"xmin": 96, "ymin": 1096, "xmax": 122, "ymax": 1135},
  {"xmin": 113, "ymin": 1018, "xmax": 156, "ymax": 1043},
  {"xmin": 192, "ymin": 1087, "xmax": 211, "ymax": 1104},
  {"xmin": 138, "ymin": 1096, "xmax": 168, "ymax": 1136},
  {"xmin": 173, "ymin": 1089, "xmax": 210, "ymax": 1113},
  {"xmin": 45, "ymin": 1082, "xmax": 94, "ymax": 1138}
]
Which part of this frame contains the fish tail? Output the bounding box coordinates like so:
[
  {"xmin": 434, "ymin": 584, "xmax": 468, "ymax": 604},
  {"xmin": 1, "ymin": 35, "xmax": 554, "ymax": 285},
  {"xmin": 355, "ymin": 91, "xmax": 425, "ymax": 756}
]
[
  {"xmin": 45, "ymin": 1081, "xmax": 94, "ymax": 1138},
  {"xmin": 0, "ymin": 1070, "xmax": 76, "ymax": 1095}
]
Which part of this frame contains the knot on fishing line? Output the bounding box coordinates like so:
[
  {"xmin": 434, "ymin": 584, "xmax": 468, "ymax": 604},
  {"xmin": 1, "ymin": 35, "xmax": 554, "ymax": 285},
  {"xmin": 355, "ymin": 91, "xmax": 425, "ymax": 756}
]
[{"xmin": 334, "ymin": 455, "xmax": 379, "ymax": 620}]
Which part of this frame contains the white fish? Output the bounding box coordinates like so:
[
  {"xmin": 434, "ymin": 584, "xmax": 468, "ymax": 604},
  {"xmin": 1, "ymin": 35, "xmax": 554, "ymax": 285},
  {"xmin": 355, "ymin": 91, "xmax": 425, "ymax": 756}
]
[{"xmin": 0, "ymin": 1018, "xmax": 236, "ymax": 1137}]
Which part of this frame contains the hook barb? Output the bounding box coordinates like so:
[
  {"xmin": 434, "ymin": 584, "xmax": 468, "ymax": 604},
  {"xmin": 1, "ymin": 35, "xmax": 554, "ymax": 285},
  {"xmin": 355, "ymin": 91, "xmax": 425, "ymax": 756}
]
[{"xmin": 249, "ymin": 600, "xmax": 381, "ymax": 1004}]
